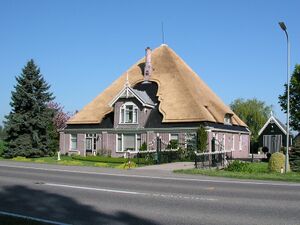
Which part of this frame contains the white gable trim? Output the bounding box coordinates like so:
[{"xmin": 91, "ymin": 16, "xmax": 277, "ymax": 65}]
[
  {"xmin": 258, "ymin": 116, "xmax": 287, "ymax": 136},
  {"xmin": 109, "ymin": 86, "xmax": 155, "ymax": 108}
]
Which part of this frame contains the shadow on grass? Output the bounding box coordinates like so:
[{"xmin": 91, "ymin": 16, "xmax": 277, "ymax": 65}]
[{"xmin": 0, "ymin": 185, "xmax": 159, "ymax": 225}]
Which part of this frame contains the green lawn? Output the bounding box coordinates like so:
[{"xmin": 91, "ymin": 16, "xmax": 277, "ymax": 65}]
[
  {"xmin": 0, "ymin": 155, "xmax": 137, "ymax": 169},
  {"xmin": 174, "ymin": 162, "xmax": 300, "ymax": 183}
]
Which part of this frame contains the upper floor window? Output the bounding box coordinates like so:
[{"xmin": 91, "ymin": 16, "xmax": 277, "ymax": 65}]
[
  {"xmin": 120, "ymin": 102, "xmax": 138, "ymax": 124},
  {"xmin": 224, "ymin": 114, "xmax": 232, "ymax": 125}
]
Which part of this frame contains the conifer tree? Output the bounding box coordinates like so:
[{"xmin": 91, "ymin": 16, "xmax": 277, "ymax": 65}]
[{"xmin": 4, "ymin": 60, "xmax": 55, "ymax": 158}]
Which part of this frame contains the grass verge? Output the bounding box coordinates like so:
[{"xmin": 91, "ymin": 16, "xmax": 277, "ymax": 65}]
[
  {"xmin": 174, "ymin": 163, "xmax": 300, "ymax": 183},
  {"xmin": 0, "ymin": 156, "xmax": 129, "ymax": 169}
]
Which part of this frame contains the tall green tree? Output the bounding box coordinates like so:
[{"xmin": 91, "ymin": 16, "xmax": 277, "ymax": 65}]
[
  {"xmin": 230, "ymin": 98, "xmax": 272, "ymax": 141},
  {"xmin": 4, "ymin": 60, "xmax": 55, "ymax": 158},
  {"xmin": 0, "ymin": 125, "xmax": 5, "ymax": 140},
  {"xmin": 279, "ymin": 64, "xmax": 300, "ymax": 132},
  {"xmin": 197, "ymin": 125, "xmax": 208, "ymax": 153}
]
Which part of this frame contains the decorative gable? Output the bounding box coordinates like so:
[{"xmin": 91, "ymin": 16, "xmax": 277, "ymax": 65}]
[
  {"xmin": 258, "ymin": 115, "xmax": 287, "ymax": 136},
  {"xmin": 109, "ymin": 85, "xmax": 155, "ymax": 109}
]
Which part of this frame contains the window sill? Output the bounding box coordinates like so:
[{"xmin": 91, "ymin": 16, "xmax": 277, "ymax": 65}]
[
  {"xmin": 116, "ymin": 151, "xmax": 139, "ymax": 153},
  {"xmin": 118, "ymin": 123, "xmax": 138, "ymax": 125}
]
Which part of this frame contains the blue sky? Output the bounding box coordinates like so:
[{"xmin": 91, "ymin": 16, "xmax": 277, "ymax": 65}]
[{"xmin": 0, "ymin": 0, "xmax": 299, "ymax": 126}]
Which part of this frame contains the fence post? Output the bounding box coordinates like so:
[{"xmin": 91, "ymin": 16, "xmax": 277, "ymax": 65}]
[{"xmin": 194, "ymin": 152, "xmax": 198, "ymax": 168}]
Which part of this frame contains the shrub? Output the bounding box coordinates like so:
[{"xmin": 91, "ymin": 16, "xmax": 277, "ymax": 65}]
[
  {"xmin": 268, "ymin": 152, "xmax": 290, "ymax": 173},
  {"xmin": 225, "ymin": 160, "xmax": 254, "ymax": 173},
  {"xmin": 137, "ymin": 152, "xmax": 155, "ymax": 165},
  {"xmin": 197, "ymin": 125, "xmax": 208, "ymax": 153},
  {"xmin": 97, "ymin": 149, "xmax": 111, "ymax": 157},
  {"xmin": 11, "ymin": 156, "xmax": 31, "ymax": 162},
  {"xmin": 280, "ymin": 147, "xmax": 286, "ymax": 154},
  {"xmin": 116, "ymin": 161, "xmax": 137, "ymax": 169},
  {"xmin": 167, "ymin": 140, "xmax": 178, "ymax": 149},
  {"xmin": 72, "ymin": 155, "xmax": 126, "ymax": 163},
  {"xmin": 288, "ymin": 146, "xmax": 300, "ymax": 172},
  {"xmin": 72, "ymin": 154, "xmax": 150, "ymax": 165},
  {"xmin": 0, "ymin": 140, "xmax": 6, "ymax": 156},
  {"xmin": 139, "ymin": 142, "xmax": 147, "ymax": 151},
  {"xmin": 262, "ymin": 146, "xmax": 269, "ymax": 154}
]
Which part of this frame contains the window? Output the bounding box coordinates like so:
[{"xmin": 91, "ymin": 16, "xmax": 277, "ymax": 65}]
[
  {"xmin": 116, "ymin": 134, "xmax": 142, "ymax": 152},
  {"xmin": 170, "ymin": 134, "xmax": 179, "ymax": 141},
  {"xmin": 224, "ymin": 114, "xmax": 232, "ymax": 125},
  {"xmin": 239, "ymin": 135, "xmax": 242, "ymax": 150},
  {"xmin": 117, "ymin": 134, "xmax": 122, "ymax": 151},
  {"xmin": 123, "ymin": 134, "xmax": 135, "ymax": 151},
  {"xmin": 86, "ymin": 134, "xmax": 97, "ymax": 152},
  {"xmin": 169, "ymin": 134, "xmax": 179, "ymax": 149},
  {"xmin": 120, "ymin": 102, "xmax": 138, "ymax": 124},
  {"xmin": 71, "ymin": 134, "xmax": 77, "ymax": 150},
  {"xmin": 136, "ymin": 134, "xmax": 141, "ymax": 150}
]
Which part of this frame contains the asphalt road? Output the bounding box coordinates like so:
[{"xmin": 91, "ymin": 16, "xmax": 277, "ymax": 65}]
[{"xmin": 0, "ymin": 161, "xmax": 299, "ymax": 225}]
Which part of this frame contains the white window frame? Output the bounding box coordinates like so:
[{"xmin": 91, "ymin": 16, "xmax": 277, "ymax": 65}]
[
  {"xmin": 224, "ymin": 114, "xmax": 232, "ymax": 125},
  {"xmin": 119, "ymin": 102, "xmax": 138, "ymax": 124},
  {"xmin": 170, "ymin": 133, "xmax": 179, "ymax": 141},
  {"xmin": 116, "ymin": 133, "xmax": 142, "ymax": 152},
  {"xmin": 232, "ymin": 134, "xmax": 235, "ymax": 151},
  {"xmin": 70, "ymin": 134, "xmax": 78, "ymax": 151},
  {"xmin": 85, "ymin": 133, "xmax": 97, "ymax": 152},
  {"xmin": 169, "ymin": 133, "xmax": 179, "ymax": 150}
]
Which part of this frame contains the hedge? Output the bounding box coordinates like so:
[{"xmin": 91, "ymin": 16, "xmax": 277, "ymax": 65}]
[{"xmin": 71, "ymin": 155, "xmax": 149, "ymax": 164}]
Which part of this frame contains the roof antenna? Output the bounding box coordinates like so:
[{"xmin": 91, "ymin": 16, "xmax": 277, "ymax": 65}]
[{"xmin": 161, "ymin": 22, "xmax": 165, "ymax": 44}]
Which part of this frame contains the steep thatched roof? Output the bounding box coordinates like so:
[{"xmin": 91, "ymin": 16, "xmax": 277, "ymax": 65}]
[{"xmin": 67, "ymin": 45, "xmax": 247, "ymax": 127}]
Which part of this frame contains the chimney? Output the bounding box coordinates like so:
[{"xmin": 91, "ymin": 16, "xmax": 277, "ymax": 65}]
[{"xmin": 143, "ymin": 47, "xmax": 152, "ymax": 82}]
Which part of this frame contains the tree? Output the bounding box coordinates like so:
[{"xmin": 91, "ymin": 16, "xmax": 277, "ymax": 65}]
[
  {"xmin": 197, "ymin": 125, "xmax": 208, "ymax": 153},
  {"xmin": 279, "ymin": 64, "xmax": 300, "ymax": 132},
  {"xmin": 0, "ymin": 125, "xmax": 6, "ymax": 140},
  {"xmin": 230, "ymin": 98, "xmax": 272, "ymax": 142},
  {"xmin": 4, "ymin": 60, "xmax": 55, "ymax": 158},
  {"xmin": 47, "ymin": 101, "xmax": 71, "ymax": 130},
  {"xmin": 47, "ymin": 101, "xmax": 72, "ymax": 152}
]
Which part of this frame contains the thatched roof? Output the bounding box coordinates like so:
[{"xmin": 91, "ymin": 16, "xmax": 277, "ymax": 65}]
[{"xmin": 67, "ymin": 44, "xmax": 247, "ymax": 127}]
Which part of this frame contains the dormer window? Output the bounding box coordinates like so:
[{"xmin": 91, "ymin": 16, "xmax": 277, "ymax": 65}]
[
  {"xmin": 120, "ymin": 102, "xmax": 138, "ymax": 124},
  {"xmin": 224, "ymin": 114, "xmax": 232, "ymax": 125}
]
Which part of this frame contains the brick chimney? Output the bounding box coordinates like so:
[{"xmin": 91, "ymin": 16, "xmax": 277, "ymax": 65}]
[{"xmin": 144, "ymin": 47, "xmax": 152, "ymax": 82}]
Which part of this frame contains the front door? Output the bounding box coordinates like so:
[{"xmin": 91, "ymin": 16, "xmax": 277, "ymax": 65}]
[{"xmin": 85, "ymin": 134, "xmax": 96, "ymax": 155}]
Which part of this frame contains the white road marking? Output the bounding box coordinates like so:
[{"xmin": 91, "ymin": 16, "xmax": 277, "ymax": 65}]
[
  {"xmin": 0, "ymin": 210, "xmax": 71, "ymax": 225},
  {"xmin": 44, "ymin": 183, "xmax": 143, "ymax": 195},
  {"xmin": 1, "ymin": 163, "xmax": 300, "ymax": 187},
  {"xmin": 43, "ymin": 182, "xmax": 217, "ymax": 202}
]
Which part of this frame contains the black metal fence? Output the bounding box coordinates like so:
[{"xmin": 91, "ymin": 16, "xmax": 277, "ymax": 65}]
[{"xmin": 194, "ymin": 151, "xmax": 233, "ymax": 169}]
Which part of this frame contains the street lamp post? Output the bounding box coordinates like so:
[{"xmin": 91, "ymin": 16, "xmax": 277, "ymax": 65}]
[{"xmin": 279, "ymin": 22, "xmax": 290, "ymax": 173}]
